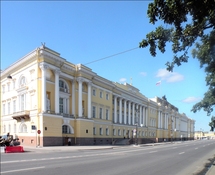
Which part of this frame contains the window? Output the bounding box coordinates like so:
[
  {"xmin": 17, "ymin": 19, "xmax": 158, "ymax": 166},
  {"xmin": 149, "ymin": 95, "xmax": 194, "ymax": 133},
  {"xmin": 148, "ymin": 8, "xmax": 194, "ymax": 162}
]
[
  {"xmin": 8, "ymin": 102, "xmax": 10, "ymax": 114},
  {"xmin": 20, "ymin": 94, "xmax": 25, "ymax": 111},
  {"xmin": 13, "ymin": 100, "xmax": 16, "ymax": 113},
  {"xmin": 106, "ymin": 109, "xmax": 109, "ymax": 120},
  {"xmin": 99, "ymin": 128, "xmax": 103, "ymax": 135},
  {"xmin": 20, "ymin": 76, "xmax": 26, "ymax": 87},
  {"xmin": 99, "ymin": 108, "xmax": 103, "ymax": 119},
  {"xmin": 93, "ymin": 127, "xmax": 96, "ymax": 135},
  {"xmin": 113, "ymin": 129, "xmax": 116, "ymax": 136},
  {"xmin": 8, "ymin": 83, "xmax": 10, "ymax": 92},
  {"xmin": 92, "ymin": 106, "xmax": 96, "ymax": 118},
  {"xmin": 14, "ymin": 124, "xmax": 16, "ymax": 133},
  {"xmin": 59, "ymin": 80, "xmax": 68, "ymax": 93},
  {"xmin": 3, "ymin": 86, "xmax": 5, "ymax": 93},
  {"xmin": 118, "ymin": 129, "xmax": 121, "ymax": 136},
  {"xmin": 8, "ymin": 124, "xmax": 11, "ymax": 133},
  {"xmin": 3, "ymin": 125, "xmax": 6, "ymax": 133},
  {"xmin": 20, "ymin": 124, "xmax": 27, "ymax": 133},
  {"xmin": 123, "ymin": 129, "xmax": 126, "ymax": 136},
  {"xmin": 100, "ymin": 91, "xmax": 103, "ymax": 98},
  {"xmin": 59, "ymin": 98, "xmax": 64, "ymax": 113},
  {"xmin": 13, "ymin": 80, "xmax": 16, "ymax": 89},
  {"xmin": 142, "ymin": 131, "xmax": 144, "ymax": 136},
  {"xmin": 93, "ymin": 89, "xmax": 96, "ymax": 96},
  {"xmin": 3, "ymin": 104, "xmax": 5, "ymax": 115},
  {"xmin": 62, "ymin": 125, "xmax": 70, "ymax": 134},
  {"xmin": 106, "ymin": 128, "xmax": 109, "ymax": 136},
  {"xmin": 106, "ymin": 93, "xmax": 109, "ymax": 100}
]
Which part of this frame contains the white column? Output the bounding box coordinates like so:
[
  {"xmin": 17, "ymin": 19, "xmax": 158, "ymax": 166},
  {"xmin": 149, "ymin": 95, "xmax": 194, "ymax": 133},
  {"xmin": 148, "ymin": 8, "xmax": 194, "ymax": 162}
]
[
  {"xmin": 77, "ymin": 78, "xmax": 83, "ymax": 117},
  {"xmin": 114, "ymin": 96, "xmax": 117, "ymax": 123},
  {"xmin": 88, "ymin": 82, "xmax": 92, "ymax": 118},
  {"xmin": 128, "ymin": 101, "xmax": 131, "ymax": 125},
  {"xmin": 142, "ymin": 106, "xmax": 145, "ymax": 126},
  {"xmin": 145, "ymin": 107, "xmax": 148, "ymax": 127},
  {"xmin": 132, "ymin": 103, "xmax": 135, "ymax": 125},
  {"xmin": 39, "ymin": 63, "xmax": 48, "ymax": 112},
  {"xmin": 119, "ymin": 98, "xmax": 122, "ymax": 123},
  {"xmin": 158, "ymin": 111, "xmax": 160, "ymax": 128},
  {"xmin": 55, "ymin": 69, "xmax": 60, "ymax": 114},
  {"xmin": 124, "ymin": 100, "xmax": 127, "ymax": 124},
  {"xmin": 71, "ymin": 80, "xmax": 75, "ymax": 116},
  {"xmin": 139, "ymin": 105, "xmax": 142, "ymax": 126}
]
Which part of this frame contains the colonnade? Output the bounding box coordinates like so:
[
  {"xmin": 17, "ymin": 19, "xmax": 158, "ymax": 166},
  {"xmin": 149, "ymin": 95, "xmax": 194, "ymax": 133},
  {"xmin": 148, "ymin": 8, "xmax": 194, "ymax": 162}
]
[{"xmin": 113, "ymin": 96, "xmax": 148, "ymax": 126}]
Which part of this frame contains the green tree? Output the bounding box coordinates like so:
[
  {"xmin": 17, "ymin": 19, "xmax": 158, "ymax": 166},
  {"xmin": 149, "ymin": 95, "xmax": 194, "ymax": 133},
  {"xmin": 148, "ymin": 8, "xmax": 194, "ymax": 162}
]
[
  {"xmin": 139, "ymin": 0, "xmax": 215, "ymax": 115},
  {"xmin": 209, "ymin": 116, "xmax": 215, "ymax": 131}
]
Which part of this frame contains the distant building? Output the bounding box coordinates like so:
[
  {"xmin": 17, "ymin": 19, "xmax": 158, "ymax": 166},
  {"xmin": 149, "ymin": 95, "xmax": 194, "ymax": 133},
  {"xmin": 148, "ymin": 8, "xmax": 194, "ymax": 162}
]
[
  {"xmin": 194, "ymin": 131, "xmax": 215, "ymax": 140},
  {"xmin": 0, "ymin": 45, "xmax": 195, "ymax": 146}
]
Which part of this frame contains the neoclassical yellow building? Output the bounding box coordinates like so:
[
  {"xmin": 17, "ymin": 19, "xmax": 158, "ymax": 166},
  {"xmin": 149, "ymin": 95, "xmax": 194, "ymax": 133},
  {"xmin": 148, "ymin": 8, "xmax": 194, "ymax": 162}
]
[{"xmin": 0, "ymin": 45, "xmax": 195, "ymax": 146}]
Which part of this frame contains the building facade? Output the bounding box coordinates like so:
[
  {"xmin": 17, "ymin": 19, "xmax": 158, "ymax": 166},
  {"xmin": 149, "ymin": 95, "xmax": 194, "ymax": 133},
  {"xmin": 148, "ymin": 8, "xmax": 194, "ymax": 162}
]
[{"xmin": 0, "ymin": 45, "xmax": 195, "ymax": 146}]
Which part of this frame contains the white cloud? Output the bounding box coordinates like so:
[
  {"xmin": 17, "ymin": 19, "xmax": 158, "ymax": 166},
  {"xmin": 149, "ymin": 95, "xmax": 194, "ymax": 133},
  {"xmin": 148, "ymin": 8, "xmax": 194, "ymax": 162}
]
[
  {"xmin": 182, "ymin": 97, "xmax": 202, "ymax": 103},
  {"xmin": 156, "ymin": 68, "xmax": 184, "ymax": 83},
  {"xmin": 119, "ymin": 78, "xmax": 126, "ymax": 83},
  {"xmin": 140, "ymin": 72, "xmax": 147, "ymax": 76}
]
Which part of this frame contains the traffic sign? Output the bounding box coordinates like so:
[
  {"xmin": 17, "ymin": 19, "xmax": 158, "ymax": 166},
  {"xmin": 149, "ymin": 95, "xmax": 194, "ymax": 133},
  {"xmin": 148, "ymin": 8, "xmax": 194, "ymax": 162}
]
[{"xmin": 37, "ymin": 130, "xmax": 41, "ymax": 134}]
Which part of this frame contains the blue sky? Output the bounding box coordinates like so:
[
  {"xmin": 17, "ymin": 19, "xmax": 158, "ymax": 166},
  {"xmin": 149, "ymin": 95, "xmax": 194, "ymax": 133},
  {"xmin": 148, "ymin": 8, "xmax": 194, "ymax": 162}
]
[{"xmin": 1, "ymin": 1, "xmax": 213, "ymax": 132}]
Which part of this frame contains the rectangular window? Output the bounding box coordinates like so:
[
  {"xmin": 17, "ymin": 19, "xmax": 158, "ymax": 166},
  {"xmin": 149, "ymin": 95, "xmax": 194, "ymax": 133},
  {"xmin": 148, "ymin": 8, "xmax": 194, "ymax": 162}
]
[
  {"xmin": 8, "ymin": 124, "xmax": 11, "ymax": 133},
  {"xmin": 99, "ymin": 108, "xmax": 103, "ymax": 119},
  {"xmin": 92, "ymin": 106, "xmax": 96, "ymax": 118},
  {"xmin": 21, "ymin": 94, "xmax": 25, "ymax": 111},
  {"xmin": 118, "ymin": 129, "xmax": 121, "ymax": 136},
  {"xmin": 100, "ymin": 91, "xmax": 103, "ymax": 98},
  {"xmin": 113, "ymin": 129, "xmax": 116, "ymax": 136},
  {"xmin": 106, "ymin": 93, "xmax": 109, "ymax": 100},
  {"xmin": 3, "ymin": 104, "xmax": 5, "ymax": 115},
  {"xmin": 8, "ymin": 84, "xmax": 10, "ymax": 92},
  {"xmin": 106, "ymin": 109, "xmax": 109, "ymax": 120},
  {"xmin": 13, "ymin": 100, "xmax": 16, "ymax": 113},
  {"xmin": 3, "ymin": 86, "xmax": 5, "ymax": 93},
  {"xmin": 59, "ymin": 98, "xmax": 64, "ymax": 113},
  {"xmin": 93, "ymin": 127, "xmax": 96, "ymax": 135},
  {"xmin": 13, "ymin": 81, "xmax": 16, "ymax": 89},
  {"xmin": 8, "ymin": 102, "xmax": 10, "ymax": 114},
  {"xmin": 14, "ymin": 124, "xmax": 16, "ymax": 133},
  {"xmin": 106, "ymin": 128, "xmax": 109, "ymax": 135},
  {"xmin": 93, "ymin": 89, "xmax": 96, "ymax": 96},
  {"xmin": 100, "ymin": 128, "xmax": 103, "ymax": 135}
]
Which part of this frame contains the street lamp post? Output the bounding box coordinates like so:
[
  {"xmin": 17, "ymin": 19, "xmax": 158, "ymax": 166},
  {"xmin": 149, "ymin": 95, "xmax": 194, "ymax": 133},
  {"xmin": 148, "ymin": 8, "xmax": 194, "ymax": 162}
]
[{"xmin": 135, "ymin": 105, "xmax": 141, "ymax": 146}]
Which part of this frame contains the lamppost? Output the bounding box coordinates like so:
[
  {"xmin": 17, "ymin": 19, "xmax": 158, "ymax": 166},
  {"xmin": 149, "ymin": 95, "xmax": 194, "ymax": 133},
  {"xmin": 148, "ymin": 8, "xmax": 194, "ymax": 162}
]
[
  {"xmin": 135, "ymin": 105, "xmax": 141, "ymax": 145},
  {"xmin": 200, "ymin": 128, "xmax": 202, "ymax": 140}
]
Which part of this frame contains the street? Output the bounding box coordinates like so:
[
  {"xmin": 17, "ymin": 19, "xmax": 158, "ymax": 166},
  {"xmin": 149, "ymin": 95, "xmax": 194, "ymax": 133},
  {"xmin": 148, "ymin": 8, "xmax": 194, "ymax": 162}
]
[{"xmin": 1, "ymin": 140, "xmax": 215, "ymax": 175}]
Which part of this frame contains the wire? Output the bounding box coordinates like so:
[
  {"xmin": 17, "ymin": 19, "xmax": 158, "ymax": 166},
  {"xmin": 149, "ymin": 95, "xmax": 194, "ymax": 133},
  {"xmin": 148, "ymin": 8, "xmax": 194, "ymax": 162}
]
[{"xmin": 84, "ymin": 47, "xmax": 139, "ymax": 65}]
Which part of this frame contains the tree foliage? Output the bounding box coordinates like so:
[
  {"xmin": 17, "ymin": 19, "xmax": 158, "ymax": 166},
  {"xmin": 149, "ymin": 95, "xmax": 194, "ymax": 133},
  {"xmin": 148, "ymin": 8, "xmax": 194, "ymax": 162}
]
[
  {"xmin": 139, "ymin": 0, "xmax": 215, "ymax": 115},
  {"xmin": 209, "ymin": 116, "xmax": 215, "ymax": 131}
]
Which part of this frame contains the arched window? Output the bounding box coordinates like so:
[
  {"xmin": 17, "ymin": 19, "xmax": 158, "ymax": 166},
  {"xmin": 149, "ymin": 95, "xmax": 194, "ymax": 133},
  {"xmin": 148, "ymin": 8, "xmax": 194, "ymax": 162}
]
[
  {"xmin": 59, "ymin": 80, "xmax": 68, "ymax": 93},
  {"xmin": 20, "ymin": 123, "xmax": 27, "ymax": 133},
  {"xmin": 20, "ymin": 76, "xmax": 26, "ymax": 87},
  {"xmin": 62, "ymin": 125, "xmax": 71, "ymax": 134}
]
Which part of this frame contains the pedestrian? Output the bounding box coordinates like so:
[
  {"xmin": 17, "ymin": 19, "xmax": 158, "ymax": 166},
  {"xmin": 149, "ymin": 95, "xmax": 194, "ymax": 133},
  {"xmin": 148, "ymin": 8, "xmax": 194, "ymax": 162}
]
[{"xmin": 68, "ymin": 138, "xmax": 71, "ymax": 146}]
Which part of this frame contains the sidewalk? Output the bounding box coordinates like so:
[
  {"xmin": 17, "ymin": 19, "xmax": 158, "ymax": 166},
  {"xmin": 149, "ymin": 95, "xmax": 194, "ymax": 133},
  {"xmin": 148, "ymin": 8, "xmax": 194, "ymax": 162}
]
[{"xmin": 206, "ymin": 161, "xmax": 215, "ymax": 175}]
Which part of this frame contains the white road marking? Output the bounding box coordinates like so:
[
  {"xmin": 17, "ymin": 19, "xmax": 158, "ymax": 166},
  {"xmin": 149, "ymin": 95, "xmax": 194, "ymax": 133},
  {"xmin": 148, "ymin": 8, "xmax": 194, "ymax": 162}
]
[
  {"xmin": 179, "ymin": 152, "xmax": 185, "ymax": 155},
  {"xmin": 149, "ymin": 151, "xmax": 157, "ymax": 153},
  {"xmin": 1, "ymin": 166, "xmax": 45, "ymax": 174},
  {"xmin": 195, "ymin": 148, "xmax": 198, "ymax": 150}
]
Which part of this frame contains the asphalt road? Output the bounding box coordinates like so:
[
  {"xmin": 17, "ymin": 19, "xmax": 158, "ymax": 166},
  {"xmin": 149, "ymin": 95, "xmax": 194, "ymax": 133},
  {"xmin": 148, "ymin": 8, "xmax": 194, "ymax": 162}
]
[{"xmin": 1, "ymin": 140, "xmax": 215, "ymax": 175}]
